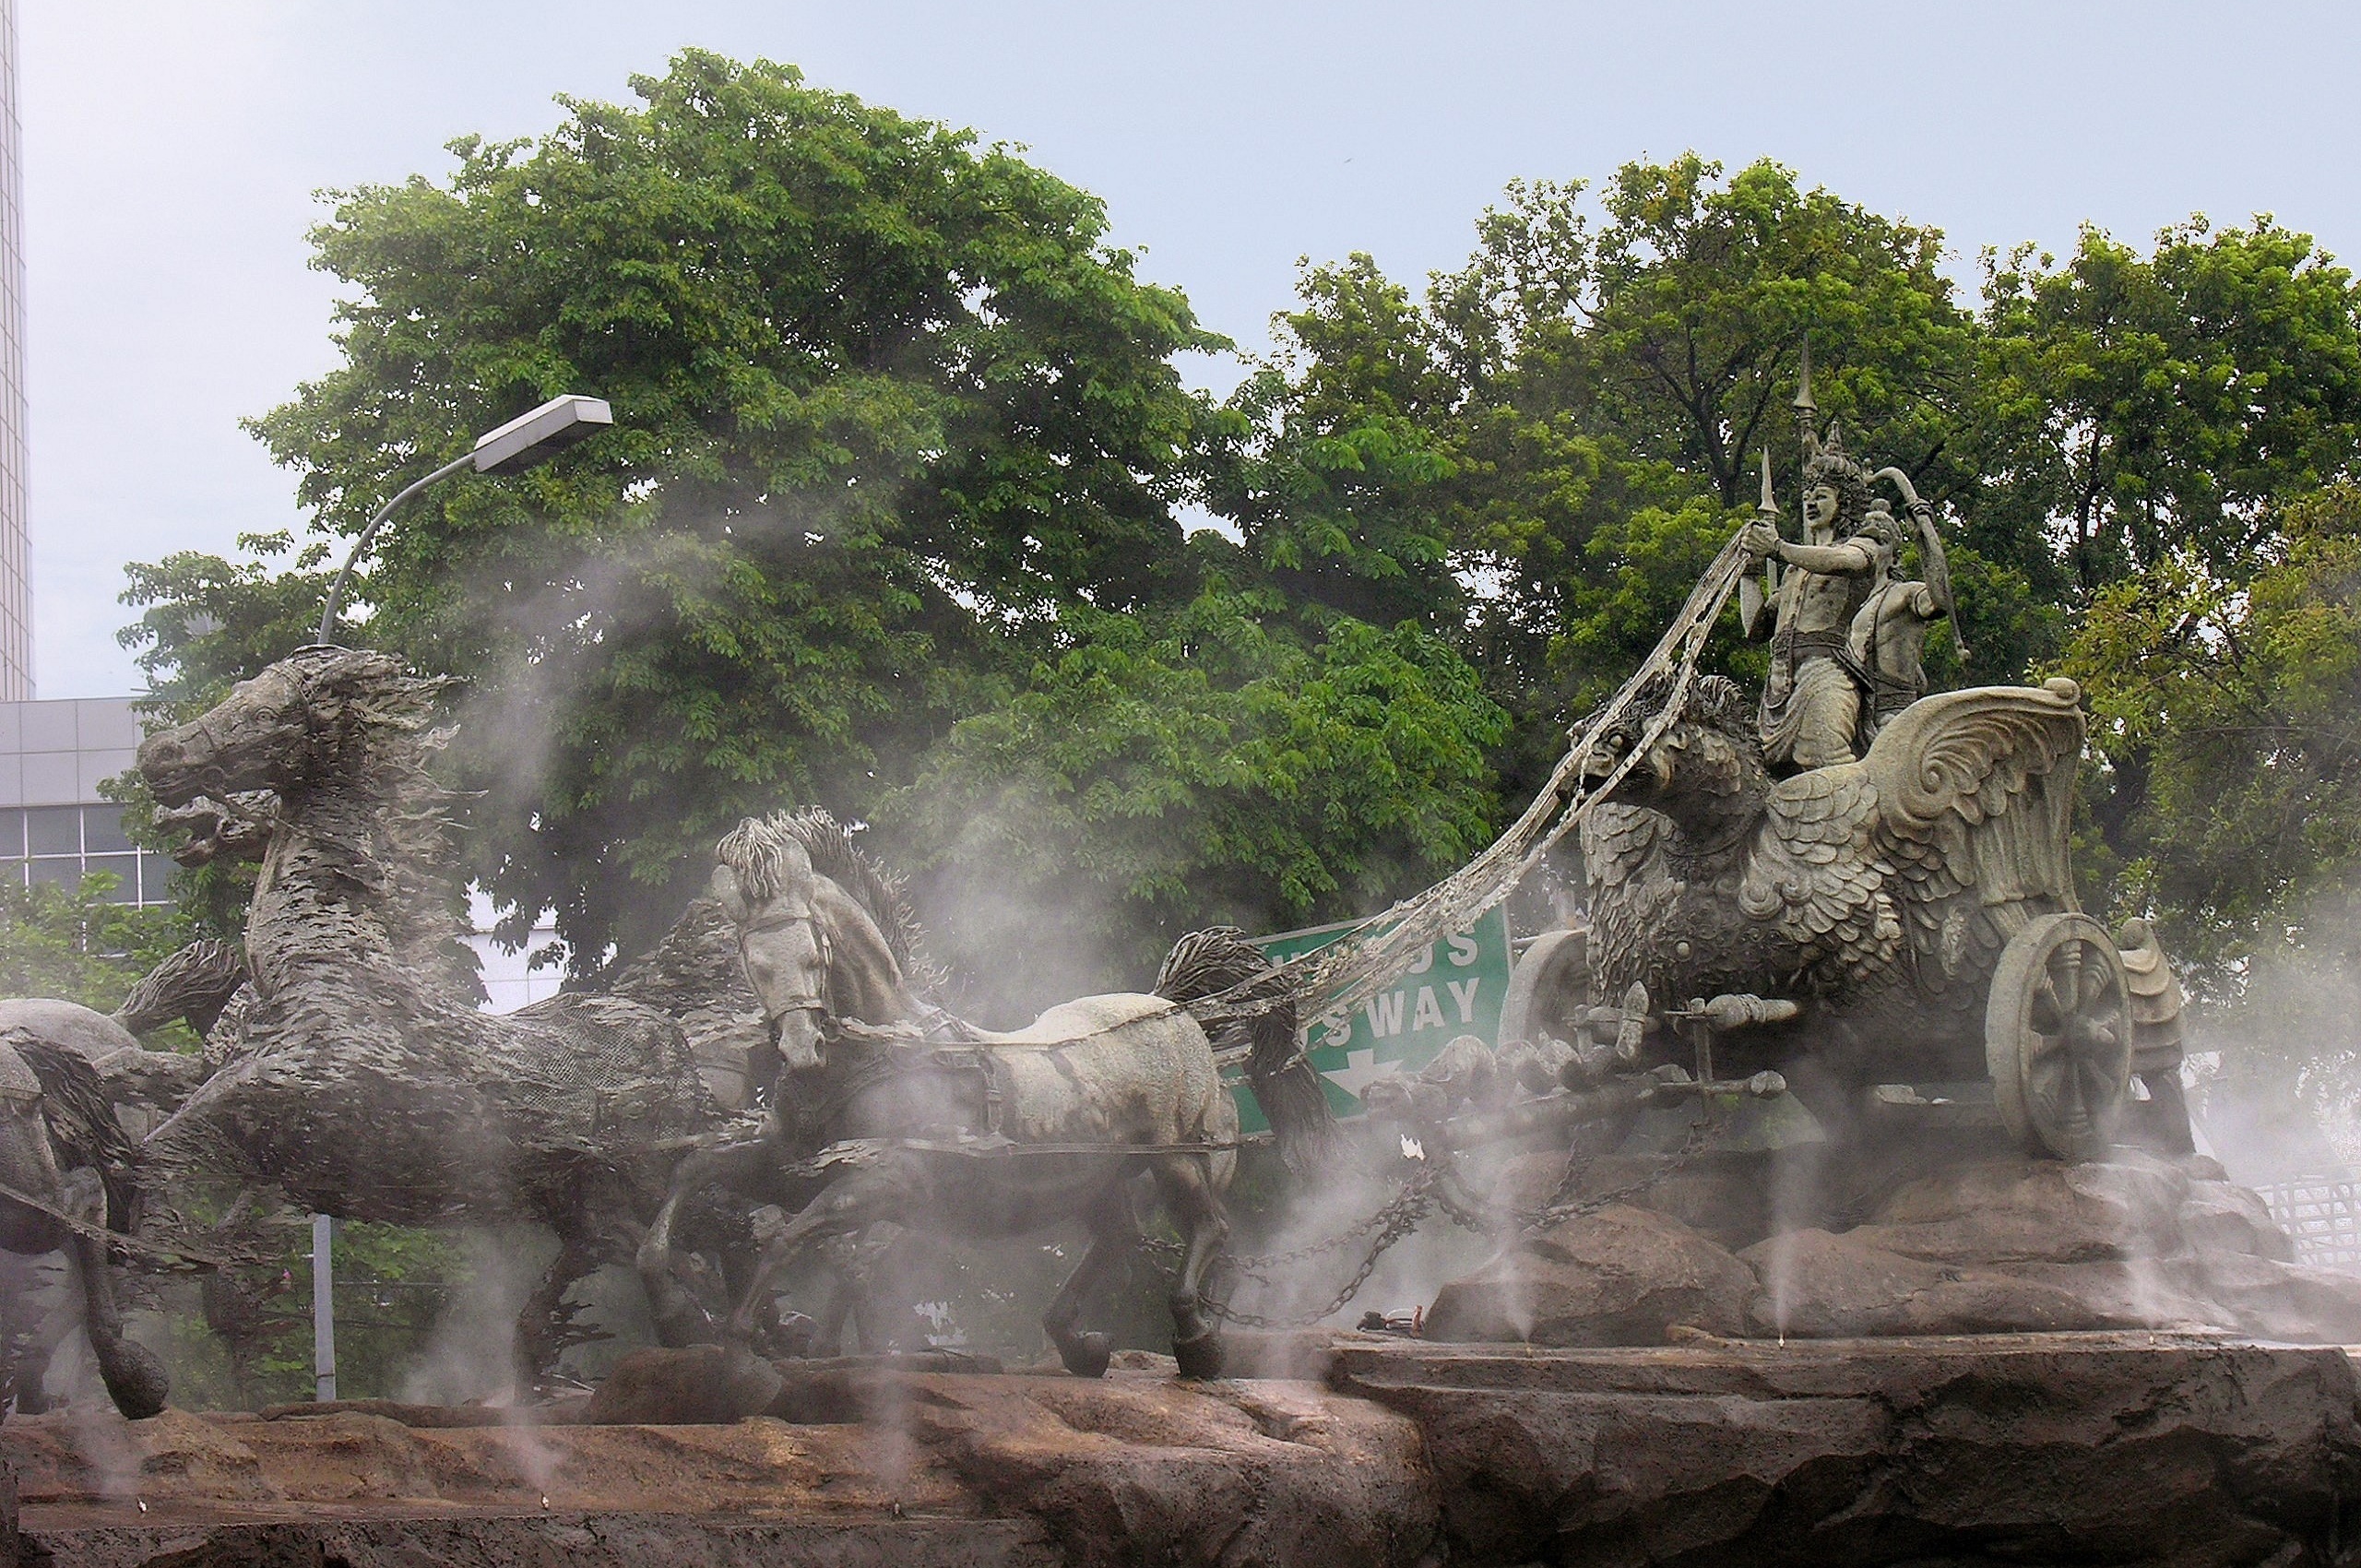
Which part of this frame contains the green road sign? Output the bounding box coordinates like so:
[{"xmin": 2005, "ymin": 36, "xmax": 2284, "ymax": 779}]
[{"xmin": 1235, "ymin": 905, "xmax": 1513, "ymax": 1126}]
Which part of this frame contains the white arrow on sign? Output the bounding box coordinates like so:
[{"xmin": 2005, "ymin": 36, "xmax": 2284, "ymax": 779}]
[{"xmin": 1320, "ymin": 1048, "xmax": 1396, "ymax": 1103}]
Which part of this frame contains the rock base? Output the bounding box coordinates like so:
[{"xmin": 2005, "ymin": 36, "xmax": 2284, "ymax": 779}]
[
  {"xmin": 1333, "ymin": 1333, "xmax": 2361, "ymax": 1567},
  {"xmin": 5, "ymin": 1365, "xmax": 1432, "ymax": 1568},
  {"xmin": 1434, "ymin": 1149, "xmax": 2361, "ymax": 1347},
  {"xmin": 9, "ymin": 1334, "xmax": 2361, "ymax": 1567}
]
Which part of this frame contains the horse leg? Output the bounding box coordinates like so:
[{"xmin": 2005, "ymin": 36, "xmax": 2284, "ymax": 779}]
[
  {"xmin": 0, "ymin": 1250, "xmax": 66, "ymax": 1415},
  {"xmin": 1041, "ymin": 1187, "xmax": 1137, "ymax": 1379},
  {"xmin": 1151, "ymin": 1156, "xmax": 1230, "ymax": 1381},
  {"xmin": 811, "ymin": 1225, "xmax": 898, "ymax": 1357},
  {"xmin": 724, "ymin": 1169, "xmax": 909, "ymax": 1344},
  {"xmin": 810, "ymin": 1231, "xmax": 859, "ymax": 1357},
  {"xmin": 635, "ymin": 1138, "xmax": 776, "ymax": 1348},
  {"xmin": 847, "ymin": 1223, "xmax": 916, "ymax": 1354},
  {"xmin": 511, "ymin": 1218, "xmax": 604, "ymax": 1398},
  {"xmin": 56, "ymin": 1169, "xmax": 166, "ymax": 1419}
]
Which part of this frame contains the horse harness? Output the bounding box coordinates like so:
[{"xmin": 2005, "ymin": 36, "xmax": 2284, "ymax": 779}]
[
  {"xmin": 739, "ymin": 902, "xmax": 1012, "ymax": 1147},
  {"xmin": 742, "ymin": 909, "xmax": 1234, "ymax": 1160}
]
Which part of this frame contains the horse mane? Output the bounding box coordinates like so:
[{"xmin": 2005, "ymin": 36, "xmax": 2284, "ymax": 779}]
[
  {"xmin": 285, "ymin": 649, "xmax": 483, "ymax": 1003},
  {"xmin": 719, "ymin": 810, "xmax": 946, "ymax": 995}
]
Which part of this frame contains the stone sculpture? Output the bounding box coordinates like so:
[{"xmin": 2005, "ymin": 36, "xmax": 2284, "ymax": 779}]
[
  {"xmin": 1574, "ymin": 665, "xmax": 2179, "ymax": 1159},
  {"xmin": 0, "ymin": 937, "xmax": 246, "ymax": 1417},
  {"xmin": 1740, "ymin": 431, "xmax": 1883, "ymax": 771},
  {"xmin": 1738, "ymin": 349, "xmax": 1962, "ymax": 772},
  {"xmin": 136, "ymin": 647, "xmax": 743, "ymax": 1389},
  {"xmin": 635, "ymin": 810, "xmax": 1335, "ymax": 1381},
  {"xmin": 1537, "ymin": 369, "xmax": 2186, "ymax": 1165},
  {"xmin": 0, "ymin": 1034, "xmax": 168, "ymax": 1419}
]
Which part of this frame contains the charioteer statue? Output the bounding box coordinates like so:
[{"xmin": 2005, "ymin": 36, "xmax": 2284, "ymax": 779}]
[{"xmin": 1738, "ymin": 347, "xmax": 1965, "ymax": 769}]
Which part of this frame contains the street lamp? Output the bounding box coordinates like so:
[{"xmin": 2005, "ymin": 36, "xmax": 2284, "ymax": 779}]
[
  {"xmin": 314, "ymin": 394, "xmax": 613, "ymax": 644},
  {"xmin": 304, "ymin": 394, "xmax": 609, "ymax": 1403}
]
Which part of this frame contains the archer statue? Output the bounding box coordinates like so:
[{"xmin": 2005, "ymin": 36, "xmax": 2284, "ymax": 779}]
[{"xmin": 1738, "ymin": 344, "xmax": 1964, "ymax": 770}]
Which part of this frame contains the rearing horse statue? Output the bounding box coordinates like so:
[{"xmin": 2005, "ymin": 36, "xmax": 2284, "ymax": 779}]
[{"xmin": 636, "ymin": 811, "xmax": 1334, "ymax": 1380}]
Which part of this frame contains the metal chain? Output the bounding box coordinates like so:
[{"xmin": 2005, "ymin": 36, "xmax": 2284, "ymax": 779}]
[
  {"xmin": 1513, "ymin": 1115, "xmax": 1709, "ymax": 1232},
  {"xmin": 1140, "ymin": 1104, "xmax": 1716, "ymax": 1331},
  {"xmin": 1201, "ymin": 1167, "xmax": 1441, "ymax": 1329}
]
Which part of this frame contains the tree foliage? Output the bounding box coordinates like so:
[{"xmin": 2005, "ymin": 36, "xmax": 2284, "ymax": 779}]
[
  {"xmin": 1206, "ymin": 158, "xmax": 1987, "ymax": 802},
  {"xmin": 1973, "ymin": 220, "xmax": 2361, "ymax": 603},
  {"xmin": 233, "ymin": 51, "xmax": 1233, "ymax": 965},
  {"xmin": 0, "ymin": 876, "xmax": 188, "ymax": 1013},
  {"xmin": 118, "ymin": 52, "xmax": 1508, "ymax": 1000},
  {"xmin": 108, "ymin": 72, "xmax": 2361, "ymax": 1019},
  {"xmin": 880, "ymin": 586, "xmax": 1505, "ymax": 1017},
  {"xmin": 2067, "ymin": 483, "xmax": 2361, "ymax": 968}
]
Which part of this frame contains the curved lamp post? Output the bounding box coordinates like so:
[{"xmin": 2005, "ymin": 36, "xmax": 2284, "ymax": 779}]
[
  {"xmin": 314, "ymin": 394, "xmax": 613, "ymax": 645},
  {"xmin": 303, "ymin": 395, "xmax": 607, "ymax": 1402}
]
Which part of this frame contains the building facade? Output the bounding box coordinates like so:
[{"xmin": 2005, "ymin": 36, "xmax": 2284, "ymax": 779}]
[{"xmin": 0, "ymin": 695, "xmax": 169, "ymax": 904}]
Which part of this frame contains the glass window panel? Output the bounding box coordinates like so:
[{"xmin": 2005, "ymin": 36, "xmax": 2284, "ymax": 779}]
[
  {"xmin": 0, "ymin": 857, "xmax": 22, "ymax": 887},
  {"xmin": 26, "ymin": 805, "xmax": 78, "ymax": 855},
  {"xmin": 82, "ymin": 806, "xmax": 133, "ymax": 852},
  {"xmin": 84, "ymin": 855, "xmax": 137, "ymax": 903},
  {"xmin": 28, "ymin": 858, "xmax": 79, "ymax": 888},
  {"xmin": 0, "ymin": 809, "xmax": 21, "ymax": 856},
  {"xmin": 135, "ymin": 851, "xmax": 170, "ymax": 907}
]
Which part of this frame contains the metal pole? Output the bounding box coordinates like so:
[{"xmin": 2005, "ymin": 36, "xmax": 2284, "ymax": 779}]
[
  {"xmin": 312, "ymin": 1213, "xmax": 338, "ymax": 1403},
  {"xmin": 314, "ymin": 451, "xmax": 476, "ymax": 645}
]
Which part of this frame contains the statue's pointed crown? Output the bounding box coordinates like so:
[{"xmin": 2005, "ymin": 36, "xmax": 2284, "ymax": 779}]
[{"xmin": 1803, "ymin": 419, "xmax": 1864, "ymax": 489}]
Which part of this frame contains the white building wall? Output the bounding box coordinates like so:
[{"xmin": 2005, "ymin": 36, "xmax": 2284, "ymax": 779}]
[{"xmin": 0, "ymin": 696, "xmax": 166, "ymax": 903}]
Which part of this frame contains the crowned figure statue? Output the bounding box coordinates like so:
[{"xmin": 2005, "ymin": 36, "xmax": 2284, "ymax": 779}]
[{"xmin": 1738, "ymin": 345, "xmax": 1962, "ymax": 771}]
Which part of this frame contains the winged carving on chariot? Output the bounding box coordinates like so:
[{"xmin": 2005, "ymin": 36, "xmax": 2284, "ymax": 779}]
[{"xmin": 1514, "ymin": 357, "xmax": 2189, "ymax": 1164}]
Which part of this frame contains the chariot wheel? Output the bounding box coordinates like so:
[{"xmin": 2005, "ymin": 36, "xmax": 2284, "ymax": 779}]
[
  {"xmin": 1500, "ymin": 929, "xmax": 1588, "ymax": 1047},
  {"xmin": 1985, "ymin": 911, "xmax": 2132, "ymax": 1161}
]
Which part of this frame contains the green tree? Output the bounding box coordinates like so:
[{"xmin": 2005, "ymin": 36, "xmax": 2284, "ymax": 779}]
[
  {"xmin": 238, "ymin": 50, "xmax": 1221, "ymax": 966},
  {"xmin": 1211, "ymin": 158, "xmax": 1987, "ymax": 798},
  {"xmin": 1200, "ymin": 256, "xmax": 1463, "ymax": 631},
  {"xmin": 2065, "ymin": 482, "xmax": 2361, "ymax": 969},
  {"xmin": 876, "ymin": 581, "xmax": 1506, "ymax": 1017},
  {"xmin": 1972, "ymin": 219, "xmax": 2361, "ymax": 604},
  {"xmin": 1983, "ymin": 220, "xmax": 2361, "ymax": 917},
  {"xmin": 0, "ymin": 875, "xmax": 188, "ymax": 1013}
]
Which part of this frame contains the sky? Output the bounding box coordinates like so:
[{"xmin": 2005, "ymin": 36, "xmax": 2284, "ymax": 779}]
[{"xmin": 19, "ymin": 0, "xmax": 2361, "ymax": 696}]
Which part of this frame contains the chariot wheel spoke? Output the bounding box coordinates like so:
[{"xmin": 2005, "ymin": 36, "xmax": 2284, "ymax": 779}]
[
  {"xmin": 1988, "ymin": 912, "xmax": 2134, "ymax": 1162},
  {"xmin": 2076, "ymin": 946, "xmax": 2112, "ymax": 1007}
]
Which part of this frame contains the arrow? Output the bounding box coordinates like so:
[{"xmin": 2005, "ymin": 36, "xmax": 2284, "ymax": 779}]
[{"xmin": 1321, "ymin": 1048, "xmax": 1394, "ymax": 1103}]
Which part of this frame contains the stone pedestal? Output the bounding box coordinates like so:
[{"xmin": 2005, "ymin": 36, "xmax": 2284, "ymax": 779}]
[
  {"xmin": 9, "ymin": 1334, "xmax": 2361, "ymax": 1567},
  {"xmin": 1436, "ymin": 1148, "xmax": 2361, "ymax": 1346}
]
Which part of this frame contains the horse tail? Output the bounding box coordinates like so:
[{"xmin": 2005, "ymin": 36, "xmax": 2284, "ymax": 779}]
[{"xmin": 1155, "ymin": 927, "xmax": 1337, "ymax": 1173}]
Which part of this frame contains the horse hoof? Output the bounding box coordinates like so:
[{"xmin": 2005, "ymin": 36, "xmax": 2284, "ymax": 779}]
[
  {"xmin": 1058, "ymin": 1332, "xmax": 1113, "ymax": 1379},
  {"xmin": 1171, "ymin": 1331, "xmax": 1224, "ymax": 1381},
  {"xmin": 95, "ymin": 1338, "xmax": 170, "ymax": 1420}
]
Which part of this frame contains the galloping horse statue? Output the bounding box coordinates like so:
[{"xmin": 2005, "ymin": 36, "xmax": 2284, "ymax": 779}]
[
  {"xmin": 137, "ymin": 647, "xmax": 747, "ymax": 1391},
  {"xmin": 637, "ymin": 811, "xmax": 1334, "ymax": 1380},
  {"xmin": 0, "ymin": 1035, "xmax": 169, "ymax": 1418}
]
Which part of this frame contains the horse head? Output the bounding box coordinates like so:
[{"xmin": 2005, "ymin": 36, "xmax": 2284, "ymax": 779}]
[
  {"xmin": 138, "ymin": 647, "xmax": 447, "ymax": 809},
  {"xmin": 1578, "ymin": 673, "xmax": 1770, "ymax": 851},
  {"xmin": 714, "ymin": 817, "xmax": 835, "ymax": 1074},
  {"xmin": 156, "ymin": 791, "xmax": 279, "ymax": 867}
]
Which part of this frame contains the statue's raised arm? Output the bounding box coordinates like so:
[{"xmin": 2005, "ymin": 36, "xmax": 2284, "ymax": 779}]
[{"xmin": 1870, "ymin": 464, "xmax": 1969, "ymax": 664}]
